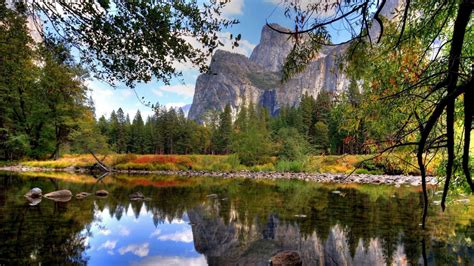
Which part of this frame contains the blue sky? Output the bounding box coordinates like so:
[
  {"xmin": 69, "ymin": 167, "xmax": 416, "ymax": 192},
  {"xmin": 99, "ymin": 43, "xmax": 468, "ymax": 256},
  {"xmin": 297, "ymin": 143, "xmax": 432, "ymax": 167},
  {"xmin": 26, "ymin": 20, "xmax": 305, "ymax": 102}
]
[
  {"xmin": 83, "ymin": 204, "xmax": 206, "ymax": 265},
  {"xmin": 87, "ymin": 0, "xmax": 353, "ymax": 119}
]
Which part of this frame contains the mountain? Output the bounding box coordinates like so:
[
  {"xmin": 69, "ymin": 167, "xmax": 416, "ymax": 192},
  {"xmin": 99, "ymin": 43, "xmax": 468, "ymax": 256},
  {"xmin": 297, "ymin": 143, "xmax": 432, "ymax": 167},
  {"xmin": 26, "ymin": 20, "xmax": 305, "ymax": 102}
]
[
  {"xmin": 188, "ymin": 0, "xmax": 402, "ymax": 122},
  {"xmin": 188, "ymin": 23, "xmax": 349, "ymax": 121},
  {"xmin": 180, "ymin": 104, "xmax": 192, "ymax": 117}
]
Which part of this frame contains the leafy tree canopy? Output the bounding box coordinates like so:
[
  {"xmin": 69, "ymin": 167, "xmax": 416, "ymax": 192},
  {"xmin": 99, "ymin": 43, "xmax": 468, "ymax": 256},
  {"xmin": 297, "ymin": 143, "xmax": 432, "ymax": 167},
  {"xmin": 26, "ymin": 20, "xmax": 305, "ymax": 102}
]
[{"xmin": 12, "ymin": 0, "xmax": 239, "ymax": 86}]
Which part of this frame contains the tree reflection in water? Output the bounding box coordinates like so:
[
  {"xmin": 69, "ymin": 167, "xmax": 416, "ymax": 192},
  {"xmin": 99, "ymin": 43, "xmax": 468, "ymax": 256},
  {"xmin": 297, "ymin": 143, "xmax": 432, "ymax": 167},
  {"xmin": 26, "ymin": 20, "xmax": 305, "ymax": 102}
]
[{"xmin": 0, "ymin": 172, "xmax": 473, "ymax": 265}]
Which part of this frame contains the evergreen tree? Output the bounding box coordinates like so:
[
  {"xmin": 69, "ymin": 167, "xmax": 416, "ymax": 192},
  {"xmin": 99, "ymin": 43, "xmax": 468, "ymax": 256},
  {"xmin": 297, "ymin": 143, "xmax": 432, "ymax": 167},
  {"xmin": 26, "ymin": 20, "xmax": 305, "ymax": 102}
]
[
  {"xmin": 108, "ymin": 111, "xmax": 119, "ymax": 151},
  {"xmin": 116, "ymin": 108, "xmax": 128, "ymax": 153},
  {"xmin": 130, "ymin": 110, "xmax": 145, "ymax": 153},
  {"xmin": 216, "ymin": 104, "xmax": 233, "ymax": 154},
  {"xmin": 314, "ymin": 90, "xmax": 332, "ymax": 124},
  {"xmin": 232, "ymin": 103, "xmax": 273, "ymax": 165},
  {"xmin": 97, "ymin": 115, "xmax": 109, "ymax": 137},
  {"xmin": 314, "ymin": 121, "xmax": 330, "ymax": 154},
  {"xmin": 299, "ymin": 92, "xmax": 316, "ymax": 136}
]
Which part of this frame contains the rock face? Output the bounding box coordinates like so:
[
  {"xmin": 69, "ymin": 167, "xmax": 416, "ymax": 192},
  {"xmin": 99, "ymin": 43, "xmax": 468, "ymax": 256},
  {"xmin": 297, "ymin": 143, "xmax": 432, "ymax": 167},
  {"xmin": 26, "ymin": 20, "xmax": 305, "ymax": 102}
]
[
  {"xmin": 188, "ymin": 0, "xmax": 403, "ymax": 121},
  {"xmin": 188, "ymin": 205, "xmax": 408, "ymax": 265},
  {"xmin": 188, "ymin": 23, "xmax": 349, "ymax": 121}
]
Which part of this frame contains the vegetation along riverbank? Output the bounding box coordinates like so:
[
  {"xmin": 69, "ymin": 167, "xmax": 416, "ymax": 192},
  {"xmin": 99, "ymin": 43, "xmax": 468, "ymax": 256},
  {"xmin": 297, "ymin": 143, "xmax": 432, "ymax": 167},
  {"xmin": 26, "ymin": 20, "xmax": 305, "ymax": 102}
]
[{"xmin": 0, "ymin": 153, "xmax": 440, "ymax": 186}]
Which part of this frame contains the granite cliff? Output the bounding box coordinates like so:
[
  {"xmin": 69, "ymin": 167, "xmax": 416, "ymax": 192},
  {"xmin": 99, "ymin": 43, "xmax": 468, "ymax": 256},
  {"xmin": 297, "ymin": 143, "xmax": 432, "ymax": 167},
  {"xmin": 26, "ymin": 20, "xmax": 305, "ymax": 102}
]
[
  {"xmin": 188, "ymin": 0, "xmax": 403, "ymax": 121},
  {"xmin": 188, "ymin": 23, "xmax": 349, "ymax": 121}
]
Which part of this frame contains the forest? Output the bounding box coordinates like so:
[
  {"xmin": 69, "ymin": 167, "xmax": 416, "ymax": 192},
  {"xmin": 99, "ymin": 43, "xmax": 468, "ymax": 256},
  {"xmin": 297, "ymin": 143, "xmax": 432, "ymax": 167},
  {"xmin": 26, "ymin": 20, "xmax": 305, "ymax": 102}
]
[
  {"xmin": 0, "ymin": 1, "xmax": 397, "ymax": 165},
  {"xmin": 0, "ymin": 0, "xmax": 471, "ymax": 172}
]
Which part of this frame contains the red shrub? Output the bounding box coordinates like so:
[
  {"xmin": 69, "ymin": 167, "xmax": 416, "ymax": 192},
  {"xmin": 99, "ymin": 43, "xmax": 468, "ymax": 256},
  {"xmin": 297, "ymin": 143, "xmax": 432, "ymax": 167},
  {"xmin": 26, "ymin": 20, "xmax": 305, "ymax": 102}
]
[{"xmin": 131, "ymin": 155, "xmax": 193, "ymax": 168}]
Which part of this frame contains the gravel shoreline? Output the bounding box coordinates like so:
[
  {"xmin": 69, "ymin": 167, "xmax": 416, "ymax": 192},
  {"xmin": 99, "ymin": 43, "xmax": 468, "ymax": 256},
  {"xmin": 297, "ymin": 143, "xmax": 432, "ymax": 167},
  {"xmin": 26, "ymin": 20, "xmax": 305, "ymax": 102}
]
[{"xmin": 0, "ymin": 165, "xmax": 438, "ymax": 186}]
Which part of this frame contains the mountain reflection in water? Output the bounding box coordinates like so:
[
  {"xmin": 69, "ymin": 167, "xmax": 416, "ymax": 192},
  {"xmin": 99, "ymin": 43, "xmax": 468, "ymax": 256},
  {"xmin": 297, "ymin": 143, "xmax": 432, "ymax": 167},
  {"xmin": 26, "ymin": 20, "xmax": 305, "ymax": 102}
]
[{"xmin": 0, "ymin": 172, "xmax": 473, "ymax": 265}]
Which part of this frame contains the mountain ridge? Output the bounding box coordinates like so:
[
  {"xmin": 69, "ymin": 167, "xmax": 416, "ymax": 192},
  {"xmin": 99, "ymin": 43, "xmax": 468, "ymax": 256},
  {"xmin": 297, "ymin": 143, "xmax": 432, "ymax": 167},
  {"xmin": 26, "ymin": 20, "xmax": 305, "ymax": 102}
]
[{"xmin": 188, "ymin": 23, "xmax": 349, "ymax": 122}]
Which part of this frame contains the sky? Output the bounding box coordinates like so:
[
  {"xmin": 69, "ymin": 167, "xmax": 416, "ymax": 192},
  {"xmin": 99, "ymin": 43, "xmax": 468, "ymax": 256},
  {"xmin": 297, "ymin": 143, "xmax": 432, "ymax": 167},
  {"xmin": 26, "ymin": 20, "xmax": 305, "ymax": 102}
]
[{"xmin": 86, "ymin": 0, "xmax": 354, "ymax": 120}]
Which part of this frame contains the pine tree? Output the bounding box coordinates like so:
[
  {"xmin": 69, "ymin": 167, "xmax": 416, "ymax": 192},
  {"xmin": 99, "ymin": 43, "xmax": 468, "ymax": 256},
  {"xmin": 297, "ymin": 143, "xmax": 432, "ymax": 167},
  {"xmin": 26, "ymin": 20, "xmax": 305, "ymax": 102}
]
[
  {"xmin": 216, "ymin": 104, "xmax": 233, "ymax": 154},
  {"xmin": 108, "ymin": 111, "xmax": 119, "ymax": 151},
  {"xmin": 299, "ymin": 92, "xmax": 316, "ymax": 136},
  {"xmin": 116, "ymin": 108, "xmax": 128, "ymax": 153},
  {"xmin": 232, "ymin": 103, "xmax": 273, "ymax": 165},
  {"xmin": 130, "ymin": 110, "xmax": 145, "ymax": 153},
  {"xmin": 314, "ymin": 121, "xmax": 330, "ymax": 154}
]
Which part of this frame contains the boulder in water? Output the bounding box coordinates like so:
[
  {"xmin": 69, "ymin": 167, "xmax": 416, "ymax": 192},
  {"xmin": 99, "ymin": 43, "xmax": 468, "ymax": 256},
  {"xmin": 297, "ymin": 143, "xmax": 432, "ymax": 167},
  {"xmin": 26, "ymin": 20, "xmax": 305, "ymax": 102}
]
[
  {"xmin": 129, "ymin": 192, "xmax": 145, "ymax": 201},
  {"xmin": 270, "ymin": 250, "xmax": 302, "ymax": 266},
  {"xmin": 25, "ymin": 196, "xmax": 42, "ymax": 206},
  {"xmin": 25, "ymin": 187, "xmax": 42, "ymax": 198},
  {"xmin": 44, "ymin": 190, "xmax": 72, "ymax": 202},
  {"xmin": 96, "ymin": 190, "xmax": 109, "ymax": 197},
  {"xmin": 75, "ymin": 192, "xmax": 91, "ymax": 199}
]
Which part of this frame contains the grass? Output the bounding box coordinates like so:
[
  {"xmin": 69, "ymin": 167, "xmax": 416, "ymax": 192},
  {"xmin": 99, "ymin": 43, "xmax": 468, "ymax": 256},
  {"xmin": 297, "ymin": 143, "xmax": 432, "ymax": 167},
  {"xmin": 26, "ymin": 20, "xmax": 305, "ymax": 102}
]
[{"xmin": 18, "ymin": 153, "xmax": 441, "ymax": 175}]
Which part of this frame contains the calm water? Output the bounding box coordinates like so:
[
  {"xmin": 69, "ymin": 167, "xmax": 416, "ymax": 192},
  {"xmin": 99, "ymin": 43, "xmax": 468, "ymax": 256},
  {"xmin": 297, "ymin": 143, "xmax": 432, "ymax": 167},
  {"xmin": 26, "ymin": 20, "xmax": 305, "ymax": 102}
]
[{"xmin": 0, "ymin": 172, "xmax": 473, "ymax": 265}]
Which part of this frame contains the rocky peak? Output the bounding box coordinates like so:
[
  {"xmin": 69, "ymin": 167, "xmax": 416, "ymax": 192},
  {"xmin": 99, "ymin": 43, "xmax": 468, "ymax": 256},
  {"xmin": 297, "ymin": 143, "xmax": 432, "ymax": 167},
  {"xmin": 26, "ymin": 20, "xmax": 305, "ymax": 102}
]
[{"xmin": 249, "ymin": 23, "xmax": 294, "ymax": 72}]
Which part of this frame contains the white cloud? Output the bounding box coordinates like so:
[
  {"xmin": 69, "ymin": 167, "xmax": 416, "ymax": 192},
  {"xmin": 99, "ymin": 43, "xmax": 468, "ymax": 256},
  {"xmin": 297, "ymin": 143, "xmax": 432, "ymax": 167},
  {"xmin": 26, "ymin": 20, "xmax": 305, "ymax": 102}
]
[
  {"xmin": 98, "ymin": 240, "xmax": 117, "ymax": 250},
  {"xmin": 222, "ymin": 0, "xmax": 244, "ymax": 16},
  {"xmin": 156, "ymin": 229, "xmax": 194, "ymax": 243},
  {"xmin": 175, "ymin": 32, "xmax": 256, "ymax": 73},
  {"xmin": 132, "ymin": 256, "xmax": 207, "ymax": 266},
  {"xmin": 150, "ymin": 229, "xmax": 162, "ymax": 238},
  {"xmin": 118, "ymin": 243, "xmax": 150, "ymax": 257},
  {"xmin": 217, "ymin": 33, "xmax": 256, "ymax": 57},
  {"xmin": 265, "ymin": 0, "xmax": 338, "ymax": 17},
  {"xmin": 99, "ymin": 229, "xmax": 112, "ymax": 236},
  {"xmin": 153, "ymin": 89, "xmax": 163, "ymax": 97},
  {"xmin": 153, "ymin": 84, "xmax": 195, "ymax": 98},
  {"xmin": 86, "ymin": 79, "xmax": 116, "ymax": 118},
  {"xmin": 121, "ymin": 90, "xmax": 133, "ymax": 97},
  {"xmin": 119, "ymin": 226, "xmax": 130, "ymax": 237}
]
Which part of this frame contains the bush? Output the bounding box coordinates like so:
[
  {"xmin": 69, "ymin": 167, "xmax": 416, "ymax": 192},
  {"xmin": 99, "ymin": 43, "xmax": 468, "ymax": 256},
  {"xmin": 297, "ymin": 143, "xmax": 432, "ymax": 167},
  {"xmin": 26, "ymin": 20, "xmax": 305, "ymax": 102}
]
[
  {"xmin": 224, "ymin": 154, "xmax": 241, "ymax": 169},
  {"xmin": 251, "ymin": 163, "xmax": 275, "ymax": 172},
  {"xmin": 111, "ymin": 154, "xmax": 137, "ymax": 166},
  {"xmin": 276, "ymin": 160, "xmax": 306, "ymax": 172}
]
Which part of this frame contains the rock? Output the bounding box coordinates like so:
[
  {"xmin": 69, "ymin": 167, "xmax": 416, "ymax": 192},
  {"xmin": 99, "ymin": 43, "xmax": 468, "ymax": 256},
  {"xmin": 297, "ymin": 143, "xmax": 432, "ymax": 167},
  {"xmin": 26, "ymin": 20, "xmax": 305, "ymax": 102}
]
[
  {"xmin": 25, "ymin": 196, "xmax": 42, "ymax": 206},
  {"xmin": 25, "ymin": 187, "xmax": 42, "ymax": 198},
  {"xmin": 95, "ymin": 190, "xmax": 109, "ymax": 197},
  {"xmin": 206, "ymin": 194, "xmax": 218, "ymax": 198},
  {"xmin": 455, "ymin": 199, "xmax": 470, "ymax": 204},
  {"xmin": 75, "ymin": 192, "xmax": 91, "ymax": 199},
  {"xmin": 270, "ymin": 250, "xmax": 302, "ymax": 266},
  {"xmin": 44, "ymin": 190, "xmax": 72, "ymax": 202},
  {"xmin": 293, "ymin": 214, "xmax": 307, "ymax": 218},
  {"xmin": 129, "ymin": 192, "xmax": 145, "ymax": 201}
]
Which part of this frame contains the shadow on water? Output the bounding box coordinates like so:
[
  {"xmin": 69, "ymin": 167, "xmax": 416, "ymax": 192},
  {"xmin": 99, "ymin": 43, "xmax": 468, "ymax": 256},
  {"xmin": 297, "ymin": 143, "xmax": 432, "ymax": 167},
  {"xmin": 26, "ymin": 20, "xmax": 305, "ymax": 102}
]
[{"xmin": 0, "ymin": 171, "xmax": 473, "ymax": 265}]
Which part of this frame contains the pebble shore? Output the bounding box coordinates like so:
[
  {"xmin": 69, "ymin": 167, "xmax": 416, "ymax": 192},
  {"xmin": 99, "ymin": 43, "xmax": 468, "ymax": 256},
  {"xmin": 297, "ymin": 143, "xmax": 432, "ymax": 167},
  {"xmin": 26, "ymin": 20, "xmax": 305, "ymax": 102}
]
[{"xmin": 0, "ymin": 165, "xmax": 438, "ymax": 186}]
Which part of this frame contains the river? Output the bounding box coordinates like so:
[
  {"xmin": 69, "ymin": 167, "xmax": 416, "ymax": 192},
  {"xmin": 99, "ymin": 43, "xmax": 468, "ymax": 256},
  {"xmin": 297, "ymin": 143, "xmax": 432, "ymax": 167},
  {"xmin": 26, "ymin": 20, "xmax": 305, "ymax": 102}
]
[{"xmin": 0, "ymin": 171, "xmax": 472, "ymax": 265}]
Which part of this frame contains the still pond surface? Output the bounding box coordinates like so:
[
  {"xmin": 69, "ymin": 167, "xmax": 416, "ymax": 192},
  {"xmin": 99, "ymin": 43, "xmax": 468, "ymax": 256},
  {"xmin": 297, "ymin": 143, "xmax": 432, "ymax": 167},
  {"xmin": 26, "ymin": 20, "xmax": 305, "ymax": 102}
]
[{"xmin": 0, "ymin": 171, "xmax": 473, "ymax": 265}]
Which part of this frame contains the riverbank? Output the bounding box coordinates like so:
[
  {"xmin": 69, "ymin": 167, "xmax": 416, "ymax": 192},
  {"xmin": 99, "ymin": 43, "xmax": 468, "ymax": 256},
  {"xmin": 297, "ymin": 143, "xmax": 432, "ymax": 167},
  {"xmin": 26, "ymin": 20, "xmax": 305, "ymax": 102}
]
[
  {"xmin": 13, "ymin": 153, "xmax": 441, "ymax": 175},
  {"xmin": 0, "ymin": 165, "xmax": 438, "ymax": 186}
]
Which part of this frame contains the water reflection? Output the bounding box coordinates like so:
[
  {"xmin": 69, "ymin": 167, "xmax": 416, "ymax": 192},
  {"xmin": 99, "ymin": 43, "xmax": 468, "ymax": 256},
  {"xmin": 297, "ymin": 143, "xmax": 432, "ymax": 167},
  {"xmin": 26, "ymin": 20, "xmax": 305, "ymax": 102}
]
[{"xmin": 0, "ymin": 172, "xmax": 473, "ymax": 265}]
